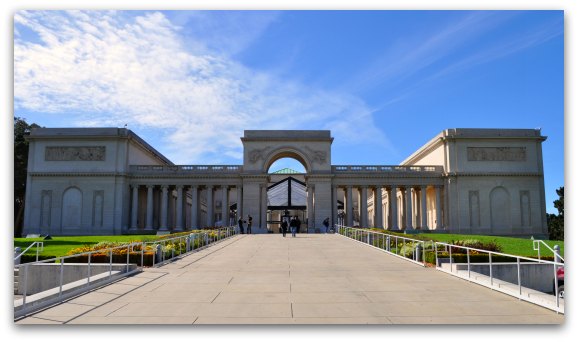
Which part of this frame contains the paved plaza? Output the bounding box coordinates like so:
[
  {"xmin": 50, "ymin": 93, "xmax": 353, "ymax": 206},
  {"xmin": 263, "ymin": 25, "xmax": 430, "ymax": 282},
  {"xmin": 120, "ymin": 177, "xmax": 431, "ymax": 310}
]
[{"xmin": 16, "ymin": 234, "xmax": 564, "ymax": 324}]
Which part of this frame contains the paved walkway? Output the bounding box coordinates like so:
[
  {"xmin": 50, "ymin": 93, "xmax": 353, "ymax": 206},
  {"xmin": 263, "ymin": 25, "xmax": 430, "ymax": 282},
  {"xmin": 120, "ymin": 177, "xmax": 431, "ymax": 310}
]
[{"xmin": 16, "ymin": 234, "xmax": 564, "ymax": 324}]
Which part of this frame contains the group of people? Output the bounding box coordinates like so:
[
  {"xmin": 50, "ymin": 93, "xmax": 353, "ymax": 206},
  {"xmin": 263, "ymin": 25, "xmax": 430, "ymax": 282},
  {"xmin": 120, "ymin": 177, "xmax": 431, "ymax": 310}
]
[
  {"xmin": 237, "ymin": 214, "xmax": 331, "ymax": 236},
  {"xmin": 237, "ymin": 215, "xmax": 253, "ymax": 234},
  {"xmin": 280, "ymin": 216, "xmax": 302, "ymax": 237}
]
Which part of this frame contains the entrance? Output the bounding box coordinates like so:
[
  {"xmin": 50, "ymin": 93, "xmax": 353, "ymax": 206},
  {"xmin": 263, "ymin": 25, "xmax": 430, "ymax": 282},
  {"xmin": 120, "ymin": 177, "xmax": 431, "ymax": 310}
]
[{"xmin": 266, "ymin": 160, "xmax": 308, "ymax": 233}]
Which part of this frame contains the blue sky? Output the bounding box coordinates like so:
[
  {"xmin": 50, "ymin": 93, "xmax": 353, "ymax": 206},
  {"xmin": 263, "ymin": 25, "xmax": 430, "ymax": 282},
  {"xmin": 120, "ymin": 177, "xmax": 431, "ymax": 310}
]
[{"xmin": 13, "ymin": 10, "xmax": 564, "ymax": 213}]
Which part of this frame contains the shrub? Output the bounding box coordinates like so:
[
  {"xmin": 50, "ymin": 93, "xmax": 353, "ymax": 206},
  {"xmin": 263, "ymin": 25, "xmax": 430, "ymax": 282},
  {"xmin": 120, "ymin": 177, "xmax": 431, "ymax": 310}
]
[{"xmin": 448, "ymin": 239, "xmax": 503, "ymax": 253}]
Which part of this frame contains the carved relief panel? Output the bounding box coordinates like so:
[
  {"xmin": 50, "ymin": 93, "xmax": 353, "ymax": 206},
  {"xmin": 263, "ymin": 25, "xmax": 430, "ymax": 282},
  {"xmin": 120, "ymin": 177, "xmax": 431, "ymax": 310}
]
[{"xmin": 45, "ymin": 146, "xmax": 106, "ymax": 161}]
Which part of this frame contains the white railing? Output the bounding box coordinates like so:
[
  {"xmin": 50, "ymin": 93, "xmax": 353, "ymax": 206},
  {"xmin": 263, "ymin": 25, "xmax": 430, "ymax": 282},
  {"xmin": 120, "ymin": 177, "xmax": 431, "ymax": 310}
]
[
  {"xmin": 335, "ymin": 225, "xmax": 564, "ymax": 314},
  {"xmin": 14, "ymin": 241, "xmax": 44, "ymax": 265},
  {"xmin": 145, "ymin": 226, "xmax": 237, "ymax": 266},
  {"xmin": 14, "ymin": 227, "xmax": 237, "ymax": 319},
  {"xmin": 532, "ymin": 240, "xmax": 564, "ymax": 262},
  {"xmin": 434, "ymin": 242, "xmax": 564, "ymax": 314},
  {"xmin": 14, "ymin": 242, "xmax": 143, "ymax": 318},
  {"xmin": 335, "ymin": 225, "xmax": 433, "ymax": 267}
]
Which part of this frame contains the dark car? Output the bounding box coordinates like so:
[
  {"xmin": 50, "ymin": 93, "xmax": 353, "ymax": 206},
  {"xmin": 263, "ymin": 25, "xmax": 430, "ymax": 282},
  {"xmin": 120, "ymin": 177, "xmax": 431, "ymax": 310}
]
[{"xmin": 556, "ymin": 266, "xmax": 564, "ymax": 299}]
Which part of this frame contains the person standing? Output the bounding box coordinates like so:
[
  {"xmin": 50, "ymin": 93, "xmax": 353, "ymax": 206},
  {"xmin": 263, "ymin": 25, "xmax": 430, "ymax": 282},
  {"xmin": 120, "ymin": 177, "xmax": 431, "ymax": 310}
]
[
  {"xmin": 296, "ymin": 216, "xmax": 301, "ymax": 234},
  {"xmin": 290, "ymin": 216, "xmax": 297, "ymax": 237},
  {"xmin": 281, "ymin": 220, "xmax": 288, "ymax": 237},
  {"xmin": 323, "ymin": 217, "xmax": 330, "ymax": 233},
  {"xmin": 247, "ymin": 215, "xmax": 253, "ymax": 234},
  {"xmin": 238, "ymin": 217, "xmax": 245, "ymax": 234}
]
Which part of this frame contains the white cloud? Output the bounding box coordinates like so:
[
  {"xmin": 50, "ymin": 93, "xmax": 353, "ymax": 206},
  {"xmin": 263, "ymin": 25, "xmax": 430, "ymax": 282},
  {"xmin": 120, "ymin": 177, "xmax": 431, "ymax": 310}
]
[{"xmin": 14, "ymin": 10, "xmax": 390, "ymax": 164}]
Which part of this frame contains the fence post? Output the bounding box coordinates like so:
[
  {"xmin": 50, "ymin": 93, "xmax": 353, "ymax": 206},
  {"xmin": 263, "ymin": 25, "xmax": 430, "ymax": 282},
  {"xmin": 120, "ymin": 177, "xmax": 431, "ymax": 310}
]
[
  {"xmin": 554, "ymin": 245, "xmax": 561, "ymax": 264},
  {"xmin": 14, "ymin": 247, "xmax": 22, "ymax": 265},
  {"xmin": 517, "ymin": 257, "xmax": 522, "ymax": 296},
  {"xmin": 489, "ymin": 252, "xmax": 493, "ymax": 286},
  {"xmin": 467, "ymin": 248, "xmax": 471, "ymax": 279},
  {"xmin": 434, "ymin": 242, "xmax": 438, "ymax": 267},
  {"xmin": 386, "ymin": 236, "xmax": 390, "ymax": 252},
  {"xmin": 109, "ymin": 249, "xmax": 113, "ymax": 278},
  {"xmin": 126, "ymin": 245, "xmax": 130, "ymax": 273},
  {"xmin": 59, "ymin": 257, "xmax": 64, "ymax": 299},
  {"xmin": 88, "ymin": 252, "xmax": 92, "ymax": 286},
  {"xmin": 22, "ymin": 264, "xmax": 28, "ymax": 308},
  {"xmin": 154, "ymin": 244, "xmax": 161, "ymax": 266},
  {"xmin": 449, "ymin": 247, "xmax": 453, "ymax": 273},
  {"xmin": 416, "ymin": 243, "xmax": 423, "ymax": 263}
]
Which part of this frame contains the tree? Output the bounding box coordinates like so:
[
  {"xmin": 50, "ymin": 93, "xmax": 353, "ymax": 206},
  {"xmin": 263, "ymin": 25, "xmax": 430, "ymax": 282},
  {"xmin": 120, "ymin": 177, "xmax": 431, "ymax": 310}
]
[
  {"xmin": 547, "ymin": 186, "xmax": 564, "ymax": 241},
  {"xmin": 14, "ymin": 117, "xmax": 39, "ymax": 237}
]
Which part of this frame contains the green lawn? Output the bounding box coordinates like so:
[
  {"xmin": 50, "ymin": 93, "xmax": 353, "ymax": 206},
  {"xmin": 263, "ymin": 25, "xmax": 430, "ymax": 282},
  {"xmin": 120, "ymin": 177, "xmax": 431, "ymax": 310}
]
[
  {"xmin": 15, "ymin": 231, "xmax": 564, "ymax": 260},
  {"xmin": 418, "ymin": 233, "xmax": 564, "ymax": 258},
  {"xmin": 14, "ymin": 234, "xmax": 183, "ymax": 259}
]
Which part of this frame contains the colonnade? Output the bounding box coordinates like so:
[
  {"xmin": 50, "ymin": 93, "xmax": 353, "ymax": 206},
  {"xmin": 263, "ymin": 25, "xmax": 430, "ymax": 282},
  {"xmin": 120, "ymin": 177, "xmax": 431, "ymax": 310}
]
[
  {"xmin": 129, "ymin": 184, "xmax": 242, "ymax": 231},
  {"xmin": 335, "ymin": 184, "xmax": 443, "ymax": 230}
]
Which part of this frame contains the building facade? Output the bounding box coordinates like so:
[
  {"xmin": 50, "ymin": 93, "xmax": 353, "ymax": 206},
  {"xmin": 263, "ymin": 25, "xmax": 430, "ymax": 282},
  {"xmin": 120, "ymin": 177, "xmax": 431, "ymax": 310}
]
[{"xmin": 22, "ymin": 128, "xmax": 548, "ymax": 237}]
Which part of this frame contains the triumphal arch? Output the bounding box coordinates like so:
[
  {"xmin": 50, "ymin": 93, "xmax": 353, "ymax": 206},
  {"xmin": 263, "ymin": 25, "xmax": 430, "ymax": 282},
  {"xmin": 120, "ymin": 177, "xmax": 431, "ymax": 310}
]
[{"xmin": 22, "ymin": 128, "xmax": 548, "ymax": 237}]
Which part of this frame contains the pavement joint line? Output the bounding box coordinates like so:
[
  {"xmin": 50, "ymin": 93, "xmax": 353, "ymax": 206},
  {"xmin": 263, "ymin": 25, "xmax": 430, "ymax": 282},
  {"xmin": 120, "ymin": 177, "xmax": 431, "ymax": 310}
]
[
  {"xmin": 17, "ymin": 316, "xmax": 65, "ymax": 324},
  {"xmin": 211, "ymin": 292, "xmax": 221, "ymax": 303},
  {"xmin": 101, "ymin": 302, "xmax": 130, "ymax": 319},
  {"xmin": 33, "ymin": 271, "xmax": 168, "ymax": 323}
]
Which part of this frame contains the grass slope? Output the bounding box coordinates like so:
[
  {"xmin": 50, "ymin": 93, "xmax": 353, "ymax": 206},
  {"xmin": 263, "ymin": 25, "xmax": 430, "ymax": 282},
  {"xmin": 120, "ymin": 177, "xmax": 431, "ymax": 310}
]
[
  {"xmin": 14, "ymin": 235, "xmax": 163, "ymax": 259},
  {"xmin": 416, "ymin": 233, "xmax": 563, "ymax": 258}
]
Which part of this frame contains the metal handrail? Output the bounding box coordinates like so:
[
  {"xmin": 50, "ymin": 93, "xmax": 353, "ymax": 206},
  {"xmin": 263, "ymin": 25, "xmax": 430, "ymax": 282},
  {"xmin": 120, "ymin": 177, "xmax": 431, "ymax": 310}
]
[
  {"xmin": 434, "ymin": 241, "xmax": 564, "ymax": 313},
  {"xmin": 145, "ymin": 226, "xmax": 236, "ymax": 266},
  {"xmin": 532, "ymin": 240, "xmax": 564, "ymax": 262},
  {"xmin": 335, "ymin": 225, "xmax": 434, "ymax": 267},
  {"xmin": 14, "ymin": 227, "xmax": 237, "ymax": 319},
  {"xmin": 14, "ymin": 241, "xmax": 44, "ymax": 264}
]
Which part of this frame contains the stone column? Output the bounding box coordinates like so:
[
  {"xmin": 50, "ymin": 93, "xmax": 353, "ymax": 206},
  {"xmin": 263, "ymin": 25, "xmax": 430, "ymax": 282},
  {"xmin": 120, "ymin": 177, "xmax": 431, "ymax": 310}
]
[
  {"xmin": 307, "ymin": 184, "xmax": 314, "ymax": 230},
  {"xmin": 435, "ymin": 185, "xmax": 442, "ymax": 229},
  {"xmin": 405, "ymin": 187, "xmax": 413, "ymax": 229},
  {"xmin": 222, "ymin": 186, "xmax": 229, "ymax": 226},
  {"xmin": 360, "ymin": 186, "xmax": 368, "ymax": 228},
  {"xmin": 175, "ymin": 185, "xmax": 183, "ymax": 231},
  {"xmin": 261, "ymin": 184, "xmax": 268, "ymax": 231},
  {"xmin": 332, "ymin": 186, "xmax": 338, "ymax": 227},
  {"xmin": 160, "ymin": 185, "xmax": 169, "ymax": 231},
  {"xmin": 346, "ymin": 186, "xmax": 354, "ymax": 226},
  {"xmin": 386, "ymin": 187, "xmax": 392, "ymax": 229},
  {"xmin": 190, "ymin": 186, "xmax": 198, "ymax": 229},
  {"xmin": 391, "ymin": 186, "xmax": 399, "ymax": 230},
  {"xmin": 236, "ymin": 185, "xmax": 243, "ymax": 220},
  {"xmin": 206, "ymin": 185, "xmax": 214, "ymax": 227},
  {"xmin": 130, "ymin": 184, "xmax": 139, "ymax": 230},
  {"xmin": 421, "ymin": 186, "xmax": 428, "ymax": 230},
  {"xmin": 146, "ymin": 185, "xmax": 154, "ymax": 229},
  {"xmin": 374, "ymin": 186, "xmax": 383, "ymax": 229}
]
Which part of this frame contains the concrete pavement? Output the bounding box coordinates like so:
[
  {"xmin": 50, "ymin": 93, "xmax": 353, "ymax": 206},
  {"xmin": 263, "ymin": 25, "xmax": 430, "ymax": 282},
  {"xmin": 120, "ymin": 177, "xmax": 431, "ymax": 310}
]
[{"xmin": 15, "ymin": 234, "xmax": 564, "ymax": 324}]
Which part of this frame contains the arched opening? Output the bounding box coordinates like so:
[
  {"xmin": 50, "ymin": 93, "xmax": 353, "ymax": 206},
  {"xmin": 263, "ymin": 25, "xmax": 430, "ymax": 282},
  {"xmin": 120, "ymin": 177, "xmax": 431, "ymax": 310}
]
[
  {"xmin": 62, "ymin": 187, "xmax": 82, "ymax": 230},
  {"xmin": 266, "ymin": 157, "xmax": 308, "ymax": 234},
  {"xmin": 491, "ymin": 187, "xmax": 511, "ymax": 230},
  {"xmin": 268, "ymin": 157, "xmax": 306, "ymax": 174}
]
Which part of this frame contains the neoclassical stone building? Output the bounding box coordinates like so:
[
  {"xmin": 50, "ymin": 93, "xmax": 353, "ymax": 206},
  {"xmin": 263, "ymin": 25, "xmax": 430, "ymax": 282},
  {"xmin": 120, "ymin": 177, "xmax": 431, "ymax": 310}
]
[{"xmin": 22, "ymin": 128, "xmax": 548, "ymax": 237}]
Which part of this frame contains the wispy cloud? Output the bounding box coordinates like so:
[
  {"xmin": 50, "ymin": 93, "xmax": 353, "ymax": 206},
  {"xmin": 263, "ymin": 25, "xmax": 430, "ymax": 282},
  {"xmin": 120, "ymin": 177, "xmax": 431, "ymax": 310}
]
[
  {"xmin": 349, "ymin": 11, "xmax": 562, "ymax": 112},
  {"xmin": 14, "ymin": 10, "xmax": 391, "ymax": 164}
]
